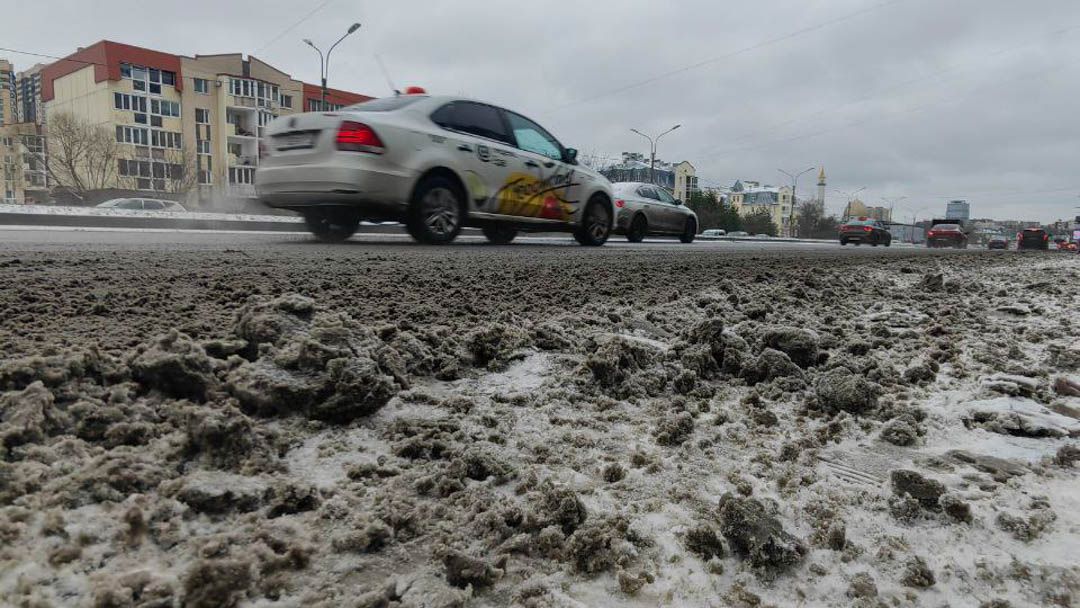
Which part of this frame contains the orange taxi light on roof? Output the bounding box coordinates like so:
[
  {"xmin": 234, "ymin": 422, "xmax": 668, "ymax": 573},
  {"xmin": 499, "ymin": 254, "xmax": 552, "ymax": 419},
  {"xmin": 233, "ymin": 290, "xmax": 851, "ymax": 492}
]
[{"xmin": 404, "ymin": 86, "xmax": 427, "ymax": 95}]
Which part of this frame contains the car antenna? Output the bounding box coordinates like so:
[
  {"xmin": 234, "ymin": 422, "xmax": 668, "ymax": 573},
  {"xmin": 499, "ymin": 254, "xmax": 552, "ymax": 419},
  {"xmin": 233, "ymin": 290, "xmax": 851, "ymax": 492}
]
[{"xmin": 375, "ymin": 54, "xmax": 401, "ymax": 96}]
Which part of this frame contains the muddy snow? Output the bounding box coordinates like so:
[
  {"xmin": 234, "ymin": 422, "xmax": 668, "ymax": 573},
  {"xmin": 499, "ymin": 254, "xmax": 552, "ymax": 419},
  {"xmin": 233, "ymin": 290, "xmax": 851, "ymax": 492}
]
[{"xmin": 0, "ymin": 245, "xmax": 1078, "ymax": 608}]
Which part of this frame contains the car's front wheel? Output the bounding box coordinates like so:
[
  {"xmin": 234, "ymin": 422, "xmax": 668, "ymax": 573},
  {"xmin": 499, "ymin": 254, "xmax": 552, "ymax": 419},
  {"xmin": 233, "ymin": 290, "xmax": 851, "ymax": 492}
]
[
  {"xmin": 573, "ymin": 195, "xmax": 612, "ymax": 246},
  {"xmin": 481, "ymin": 223, "xmax": 518, "ymax": 245},
  {"xmin": 626, "ymin": 215, "xmax": 647, "ymax": 243},
  {"xmin": 304, "ymin": 208, "xmax": 360, "ymax": 243},
  {"xmin": 407, "ymin": 175, "xmax": 465, "ymax": 244},
  {"xmin": 680, "ymin": 218, "xmax": 697, "ymax": 243}
]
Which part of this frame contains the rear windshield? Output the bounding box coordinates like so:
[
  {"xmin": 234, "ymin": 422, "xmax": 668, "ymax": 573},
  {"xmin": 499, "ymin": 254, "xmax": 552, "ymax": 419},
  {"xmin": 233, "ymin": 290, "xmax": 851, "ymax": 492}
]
[
  {"xmin": 346, "ymin": 96, "xmax": 425, "ymax": 112},
  {"xmin": 1022, "ymin": 228, "xmax": 1045, "ymax": 233},
  {"xmin": 843, "ymin": 219, "xmax": 877, "ymax": 226},
  {"xmin": 934, "ymin": 224, "xmax": 960, "ymax": 230}
]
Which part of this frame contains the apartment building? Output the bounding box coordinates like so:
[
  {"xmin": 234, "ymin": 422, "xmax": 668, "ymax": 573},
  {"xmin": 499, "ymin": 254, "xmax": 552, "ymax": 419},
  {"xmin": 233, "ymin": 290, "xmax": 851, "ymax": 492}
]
[
  {"xmin": 16, "ymin": 64, "xmax": 46, "ymax": 125},
  {"xmin": 37, "ymin": 40, "xmax": 370, "ymax": 205},
  {"xmin": 0, "ymin": 122, "xmax": 48, "ymax": 204},
  {"xmin": 673, "ymin": 161, "xmax": 698, "ymax": 203},
  {"xmin": 0, "ymin": 59, "xmax": 15, "ymax": 126},
  {"xmin": 728, "ymin": 179, "xmax": 794, "ymax": 235}
]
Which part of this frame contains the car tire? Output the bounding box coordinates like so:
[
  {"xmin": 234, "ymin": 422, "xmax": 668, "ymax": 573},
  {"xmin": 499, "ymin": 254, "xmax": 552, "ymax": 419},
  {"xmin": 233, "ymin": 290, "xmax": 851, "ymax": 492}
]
[
  {"xmin": 840, "ymin": 240, "xmax": 847, "ymax": 246},
  {"xmin": 481, "ymin": 223, "xmax": 518, "ymax": 245},
  {"xmin": 680, "ymin": 218, "xmax": 697, "ymax": 244},
  {"xmin": 407, "ymin": 175, "xmax": 466, "ymax": 245},
  {"xmin": 884, "ymin": 238, "xmax": 891, "ymax": 247},
  {"xmin": 304, "ymin": 208, "xmax": 360, "ymax": 243},
  {"xmin": 626, "ymin": 215, "xmax": 647, "ymax": 243},
  {"xmin": 573, "ymin": 194, "xmax": 612, "ymax": 247}
]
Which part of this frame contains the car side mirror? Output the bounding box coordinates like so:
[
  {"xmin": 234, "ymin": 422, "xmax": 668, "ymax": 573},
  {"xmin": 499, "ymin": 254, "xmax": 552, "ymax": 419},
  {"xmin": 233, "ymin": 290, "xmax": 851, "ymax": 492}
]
[
  {"xmin": 674, "ymin": 199, "xmax": 683, "ymax": 206},
  {"xmin": 564, "ymin": 148, "xmax": 578, "ymax": 165}
]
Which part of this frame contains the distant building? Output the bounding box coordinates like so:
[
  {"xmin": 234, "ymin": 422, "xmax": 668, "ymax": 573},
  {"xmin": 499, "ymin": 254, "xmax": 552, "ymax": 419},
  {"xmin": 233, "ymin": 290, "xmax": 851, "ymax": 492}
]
[
  {"xmin": 729, "ymin": 179, "xmax": 794, "ymax": 235},
  {"xmin": 673, "ymin": 161, "xmax": 697, "ymax": 202},
  {"xmin": 15, "ymin": 64, "xmax": 46, "ymax": 125},
  {"xmin": 1, "ymin": 122, "xmax": 48, "ymax": 203},
  {"xmin": 946, "ymin": 199, "xmax": 970, "ymax": 221},
  {"xmin": 0, "ymin": 59, "xmax": 14, "ymax": 125}
]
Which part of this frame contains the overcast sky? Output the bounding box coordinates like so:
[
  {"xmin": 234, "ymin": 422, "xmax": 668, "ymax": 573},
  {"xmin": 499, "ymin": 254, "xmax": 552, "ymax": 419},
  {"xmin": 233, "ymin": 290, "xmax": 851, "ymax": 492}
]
[{"xmin": 5, "ymin": 0, "xmax": 1080, "ymax": 222}]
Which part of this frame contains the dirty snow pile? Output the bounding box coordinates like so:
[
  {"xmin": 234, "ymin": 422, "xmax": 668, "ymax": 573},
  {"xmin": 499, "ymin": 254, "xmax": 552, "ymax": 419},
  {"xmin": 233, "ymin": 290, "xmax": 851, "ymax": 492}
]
[{"xmin": 0, "ymin": 253, "xmax": 1078, "ymax": 607}]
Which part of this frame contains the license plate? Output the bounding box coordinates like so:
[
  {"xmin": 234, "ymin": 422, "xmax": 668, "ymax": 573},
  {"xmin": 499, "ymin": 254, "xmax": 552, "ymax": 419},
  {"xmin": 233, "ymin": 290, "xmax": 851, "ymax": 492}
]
[{"xmin": 276, "ymin": 132, "xmax": 314, "ymax": 150}]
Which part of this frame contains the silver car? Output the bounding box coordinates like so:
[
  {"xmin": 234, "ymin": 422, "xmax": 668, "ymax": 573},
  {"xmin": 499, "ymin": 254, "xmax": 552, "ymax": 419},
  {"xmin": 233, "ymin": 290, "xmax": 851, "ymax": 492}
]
[
  {"xmin": 256, "ymin": 94, "xmax": 615, "ymax": 246},
  {"xmin": 97, "ymin": 198, "xmax": 187, "ymax": 212},
  {"xmin": 612, "ymin": 182, "xmax": 698, "ymax": 243}
]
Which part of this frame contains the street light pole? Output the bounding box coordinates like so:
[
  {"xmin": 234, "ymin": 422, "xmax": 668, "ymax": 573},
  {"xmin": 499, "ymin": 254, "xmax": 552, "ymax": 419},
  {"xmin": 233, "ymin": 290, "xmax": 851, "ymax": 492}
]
[
  {"xmin": 304, "ymin": 22, "xmax": 361, "ymax": 108},
  {"xmin": 834, "ymin": 187, "xmax": 866, "ymax": 220},
  {"xmin": 779, "ymin": 166, "xmax": 814, "ymax": 237},
  {"xmin": 630, "ymin": 125, "xmax": 680, "ymax": 186},
  {"xmin": 881, "ymin": 196, "xmax": 907, "ymax": 223}
]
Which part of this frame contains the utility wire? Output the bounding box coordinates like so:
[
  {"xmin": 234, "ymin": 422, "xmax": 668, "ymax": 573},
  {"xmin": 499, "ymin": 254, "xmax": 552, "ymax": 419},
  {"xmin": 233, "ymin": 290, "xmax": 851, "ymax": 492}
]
[
  {"xmin": 553, "ymin": 0, "xmax": 908, "ymax": 109},
  {"xmin": 252, "ymin": 0, "xmax": 336, "ymax": 56}
]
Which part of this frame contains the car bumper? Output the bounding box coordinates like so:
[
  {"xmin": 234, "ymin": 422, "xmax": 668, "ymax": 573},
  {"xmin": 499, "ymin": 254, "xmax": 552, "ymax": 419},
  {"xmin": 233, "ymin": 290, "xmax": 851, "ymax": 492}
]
[{"xmin": 255, "ymin": 161, "xmax": 415, "ymax": 214}]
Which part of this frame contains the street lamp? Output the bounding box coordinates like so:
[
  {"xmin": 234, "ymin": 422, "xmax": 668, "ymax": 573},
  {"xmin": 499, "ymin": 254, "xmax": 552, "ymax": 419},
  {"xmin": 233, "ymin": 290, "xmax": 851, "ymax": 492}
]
[
  {"xmin": 834, "ymin": 187, "xmax": 866, "ymax": 220},
  {"xmin": 778, "ymin": 166, "xmax": 814, "ymax": 237},
  {"xmin": 630, "ymin": 125, "xmax": 680, "ymax": 186},
  {"xmin": 881, "ymin": 196, "xmax": 907, "ymax": 223},
  {"xmin": 304, "ymin": 22, "xmax": 361, "ymax": 108}
]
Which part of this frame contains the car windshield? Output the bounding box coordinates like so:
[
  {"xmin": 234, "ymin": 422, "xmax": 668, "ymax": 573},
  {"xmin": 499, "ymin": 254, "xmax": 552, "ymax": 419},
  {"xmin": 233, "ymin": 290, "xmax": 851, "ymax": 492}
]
[
  {"xmin": 934, "ymin": 224, "xmax": 960, "ymax": 230},
  {"xmin": 346, "ymin": 96, "xmax": 424, "ymax": 112}
]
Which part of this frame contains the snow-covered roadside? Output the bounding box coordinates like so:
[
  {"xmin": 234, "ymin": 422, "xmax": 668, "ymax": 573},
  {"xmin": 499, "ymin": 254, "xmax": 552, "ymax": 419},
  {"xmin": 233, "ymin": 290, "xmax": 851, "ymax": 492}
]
[
  {"xmin": 0, "ymin": 251, "xmax": 1077, "ymax": 607},
  {"xmin": 0, "ymin": 203, "xmax": 303, "ymax": 224}
]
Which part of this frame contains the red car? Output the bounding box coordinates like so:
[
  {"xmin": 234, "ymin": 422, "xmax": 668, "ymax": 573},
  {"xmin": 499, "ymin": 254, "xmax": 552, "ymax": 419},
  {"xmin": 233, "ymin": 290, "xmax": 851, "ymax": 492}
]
[{"xmin": 926, "ymin": 224, "xmax": 968, "ymax": 248}]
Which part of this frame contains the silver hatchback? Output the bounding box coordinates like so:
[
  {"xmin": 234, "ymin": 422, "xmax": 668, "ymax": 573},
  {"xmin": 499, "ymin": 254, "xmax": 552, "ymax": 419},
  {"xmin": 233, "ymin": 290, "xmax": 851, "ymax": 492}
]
[{"xmin": 612, "ymin": 182, "xmax": 698, "ymax": 243}]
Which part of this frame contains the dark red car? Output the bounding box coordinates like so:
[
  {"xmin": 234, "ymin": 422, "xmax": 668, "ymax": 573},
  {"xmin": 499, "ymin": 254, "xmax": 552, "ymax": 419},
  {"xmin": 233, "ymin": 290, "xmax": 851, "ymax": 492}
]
[
  {"xmin": 1017, "ymin": 228, "xmax": 1050, "ymax": 250},
  {"xmin": 926, "ymin": 224, "xmax": 968, "ymax": 248},
  {"xmin": 839, "ymin": 218, "xmax": 892, "ymax": 246}
]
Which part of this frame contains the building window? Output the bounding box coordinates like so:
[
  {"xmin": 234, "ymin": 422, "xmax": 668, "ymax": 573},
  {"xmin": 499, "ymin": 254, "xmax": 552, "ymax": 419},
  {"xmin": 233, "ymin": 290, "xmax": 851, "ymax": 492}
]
[
  {"xmin": 121, "ymin": 63, "xmax": 176, "ymax": 97},
  {"xmin": 194, "ymin": 78, "xmax": 209, "ymax": 94},
  {"xmin": 280, "ymin": 94, "xmax": 292, "ymax": 109},
  {"xmin": 308, "ymin": 99, "xmax": 343, "ymax": 112},
  {"xmin": 196, "ymin": 139, "xmax": 210, "ymax": 155},
  {"xmin": 195, "ymin": 108, "xmax": 209, "ymax": 124},
  {"xmin": 229, "ymin": 167, "xmax": 255, "ymax": 184}
]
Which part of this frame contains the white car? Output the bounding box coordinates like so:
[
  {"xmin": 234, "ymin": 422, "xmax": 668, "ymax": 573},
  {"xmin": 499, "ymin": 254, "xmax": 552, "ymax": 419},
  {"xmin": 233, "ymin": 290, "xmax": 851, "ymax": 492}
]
[
  {"xmin": 97, "ymin": 198, "xmax": 186, "ymax": 212},
  {"xmin": 611, "ymin": 182, "xmax": 698, "ymax": 243},
  {"xmin": 256, "ymin": 93, "xmax": 615, "ymax": 245},
  {"xmin": 700, "ymin": 229, "xmax": 726, "ymax": 238}
]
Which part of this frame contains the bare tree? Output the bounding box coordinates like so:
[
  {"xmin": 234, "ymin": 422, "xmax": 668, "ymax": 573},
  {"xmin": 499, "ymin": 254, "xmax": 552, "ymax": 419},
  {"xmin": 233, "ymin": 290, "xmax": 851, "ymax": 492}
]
[
  {"xmin": 29, "ymin": 112, "xmax": 121, "ymax": 201},
  {"xmin": 162, "ymin": 145, "xmax": 198, "ymax": 195}
]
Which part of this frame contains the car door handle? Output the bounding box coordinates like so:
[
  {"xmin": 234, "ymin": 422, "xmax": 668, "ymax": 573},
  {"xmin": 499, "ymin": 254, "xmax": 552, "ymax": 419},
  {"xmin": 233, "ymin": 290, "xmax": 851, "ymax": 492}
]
[
  {"xmin": 542, "ymin": 161, "xmax": 556, "ymax": 168},
  {"xmin": 457, "ymin": 144, "xmax": 472, "ymax": 152},
  {"xmin": 524, "ymin": 160, "xmax": 540, "ymax": 168}
]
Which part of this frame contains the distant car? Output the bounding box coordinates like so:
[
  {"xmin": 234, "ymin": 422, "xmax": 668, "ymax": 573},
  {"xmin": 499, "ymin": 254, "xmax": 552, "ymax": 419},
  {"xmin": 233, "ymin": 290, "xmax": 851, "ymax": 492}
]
[
  {"xmin": 97, "ymin": 198, "xmax": 187, "ymax": 212},
  {"xmin": 1060, "ymin": 241, "xmax": 1078, "ymax": 252},
  {"xmin": 257, "ymin": 94, "xmax": 614, "ymax": 246},
  {"xmin": 611, "ymin": 182, "xmax": 698, "ymax": 243},
  {"xmin": 839, "ymin": 217, "xmax": 892, "ymax": 246},
  {"xmin": 986, "ymin": 234, "xmax": 1009, "ymax": 250},
  {"xmin": 701, "ymin": 229, "xmax": 727, "ymax": 238},
  {"xmin": 926, "ymin": 223, "xmax": 967, "ymax": 248},
  {"xmin": 728, "ymin": 231, "xmax": 750, "ymax": 237},
  {"xmin": 1016, "ymin": 228, "xmax": 1050, "ymax": 250}
]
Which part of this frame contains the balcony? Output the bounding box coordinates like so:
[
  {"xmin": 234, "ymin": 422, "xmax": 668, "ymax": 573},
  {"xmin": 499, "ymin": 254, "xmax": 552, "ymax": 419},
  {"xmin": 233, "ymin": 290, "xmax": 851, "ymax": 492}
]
[
  {"xmin": 228, "ymin": 123, "xmax": 257, "ymax": 138},
  {"xmin": 225, "ymin": 183, "xmax": 256, "ymax": 199},
  {"xmin": 229, "ymin": 155, "xmax": 258, "ymax": 167}
]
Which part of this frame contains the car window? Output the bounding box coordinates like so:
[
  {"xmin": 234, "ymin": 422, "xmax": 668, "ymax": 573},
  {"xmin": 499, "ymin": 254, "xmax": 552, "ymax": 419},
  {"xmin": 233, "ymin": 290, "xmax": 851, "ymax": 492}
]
[
  {"xmin": 504, "ymin": 111, "xmax": 563, "ymax": 161},
  {"xmin": 430, "ymin": 102, "xmax": 512, "ymax": 145},
  {"xmin": 637, "ymin": 187, "xmax": 660, "ymax": 201},
  {"xmin": 142, "ymin": 200, "xmax": 164, "ymax": 210},
  {"xmin": 655, "ymin": 188, "xmax": 677, "ymax": 204},
  {"xmin": 934, "ymin": 224, "xmax": 960, "ymax": 230},
  {"xmin": 116, "ymin": 199, "xmax": 142, "ymax": 210}
]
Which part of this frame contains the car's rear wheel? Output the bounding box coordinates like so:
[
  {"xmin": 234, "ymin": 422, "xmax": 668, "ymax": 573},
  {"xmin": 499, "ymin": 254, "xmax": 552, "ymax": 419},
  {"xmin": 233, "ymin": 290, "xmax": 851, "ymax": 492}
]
[
  {"xmin": 626, "ymin": 215, "xmax": 647, "ymax": 243},
  {"xmin": 680, "ymin": 218, "xmax": 697, "ymax": 244},
  {"xmin": 840, "ymin": 240, "xmax": 848, "ymax": 246},
  {"xmin": 884, "ymin": 238, "xmax": 892, "ymax": 247},
  {"xmin": 573, "ymin": 195, "xmax": 612, "ymax": 247},
  {"xmin": 304, "ymin": 208, "xmax": 360, "ymax": 243},
  {"xmin": 481, "ymin": 223, "xmax": 518, "ymax": 245},
  {"xmin": 407, "ymin": 175, "xmax": 465, "ymax": 245}
]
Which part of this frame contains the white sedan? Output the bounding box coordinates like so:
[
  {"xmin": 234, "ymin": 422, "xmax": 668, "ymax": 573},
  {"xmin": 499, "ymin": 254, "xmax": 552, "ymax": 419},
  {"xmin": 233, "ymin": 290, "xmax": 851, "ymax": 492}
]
[{"xmin": 256, "ymin": 93, "xmax": 615, "ymax": 246}]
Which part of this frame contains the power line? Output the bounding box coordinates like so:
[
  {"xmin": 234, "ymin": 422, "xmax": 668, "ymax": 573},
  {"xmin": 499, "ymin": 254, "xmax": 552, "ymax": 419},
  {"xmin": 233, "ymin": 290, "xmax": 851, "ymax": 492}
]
[
  {"xmin": 552, "ymin": 0, "xmax": 908, "ymax": 109},
  {"xmin": 253, "ymin": 0, "xmax": 336, "ymax": 57}
]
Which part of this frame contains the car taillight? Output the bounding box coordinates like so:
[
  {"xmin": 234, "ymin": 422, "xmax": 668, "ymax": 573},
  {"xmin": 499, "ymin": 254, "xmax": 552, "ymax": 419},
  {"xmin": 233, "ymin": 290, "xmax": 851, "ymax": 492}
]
[
  {"xmin": 336, "ymin": 121, "xmax": 384, "ymax": 153},
  {"xmin": 863, "ymin": 226, "xmax": 872, "ymax": 232},
  {"xmin": 615, "ymin": 199, "xmax": 625, "ymax": 208},
  {"xmin": 1043, "ymin": 234, "xmax": 1049, "ymax": 241}
]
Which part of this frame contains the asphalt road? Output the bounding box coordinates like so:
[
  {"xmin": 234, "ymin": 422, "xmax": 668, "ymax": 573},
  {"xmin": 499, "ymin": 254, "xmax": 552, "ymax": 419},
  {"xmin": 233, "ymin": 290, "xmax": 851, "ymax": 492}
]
[{"xmin": 0, "ymin": 226, "xmax": 962, "ymax": 255}]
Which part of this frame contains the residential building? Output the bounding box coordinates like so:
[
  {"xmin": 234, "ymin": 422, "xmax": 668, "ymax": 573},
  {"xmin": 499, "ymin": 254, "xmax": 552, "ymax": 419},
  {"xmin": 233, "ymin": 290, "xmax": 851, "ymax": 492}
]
[
  {"xmin": 35, "ymin": 40, "xmax": 371, "ymax": 205},
  {"xmin": 0, "ymin": 59, "xmax": 15, "ymax": 125},
  {"xmin": 673, "ymin": 161, "xmax": 697, "ymax": 202},
  {"xmin": 0, "ymin": 122, "xmax": 48, "ymax": 203},
  {"xmin": 728, "ymin": 179, "xmax": 794, "ymax": 235},
  {"xmin": 946, "ymin": 199, "xmax": 970, "ymax": 221},
  {"xmin": 16, "ymin": 64, "xmax": 45, "ymax": 125}
]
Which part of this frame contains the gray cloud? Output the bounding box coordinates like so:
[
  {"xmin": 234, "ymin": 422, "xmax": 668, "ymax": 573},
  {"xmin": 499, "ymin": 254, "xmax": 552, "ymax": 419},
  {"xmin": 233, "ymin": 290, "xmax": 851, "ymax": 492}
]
[{"xmin": 5, "ymin": 0, "xmax": 1080, "ymax": 221}]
